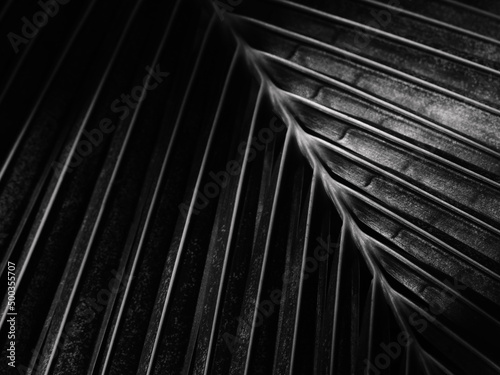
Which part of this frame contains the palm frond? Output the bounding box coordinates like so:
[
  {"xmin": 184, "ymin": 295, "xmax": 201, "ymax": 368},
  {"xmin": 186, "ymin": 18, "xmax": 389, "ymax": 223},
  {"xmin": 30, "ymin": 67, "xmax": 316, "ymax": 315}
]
[{"xmin": 0, "ymin": 0, "xmax": 499, "ymax": 374}]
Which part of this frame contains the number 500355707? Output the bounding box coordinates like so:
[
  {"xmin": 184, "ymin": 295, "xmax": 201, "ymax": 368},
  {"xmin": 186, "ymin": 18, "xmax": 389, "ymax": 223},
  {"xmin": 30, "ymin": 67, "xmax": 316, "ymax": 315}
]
[{"xmin": 7, "ymin": 262, "xmax": 16, "ymax": 305}]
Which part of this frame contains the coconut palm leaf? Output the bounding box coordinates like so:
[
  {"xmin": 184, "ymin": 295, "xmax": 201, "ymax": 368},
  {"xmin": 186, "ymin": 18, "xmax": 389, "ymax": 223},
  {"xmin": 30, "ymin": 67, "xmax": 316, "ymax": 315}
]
[{"xmin": 0, "ymin": 0, "xmax": 499, "ymax": 374}]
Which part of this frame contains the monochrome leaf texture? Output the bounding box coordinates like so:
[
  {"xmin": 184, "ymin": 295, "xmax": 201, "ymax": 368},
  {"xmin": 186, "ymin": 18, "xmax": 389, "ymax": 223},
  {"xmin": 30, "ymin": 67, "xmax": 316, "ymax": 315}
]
[{"xmin": 0, "ymin": 0, "xmax": 499, "ymax": 374}]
